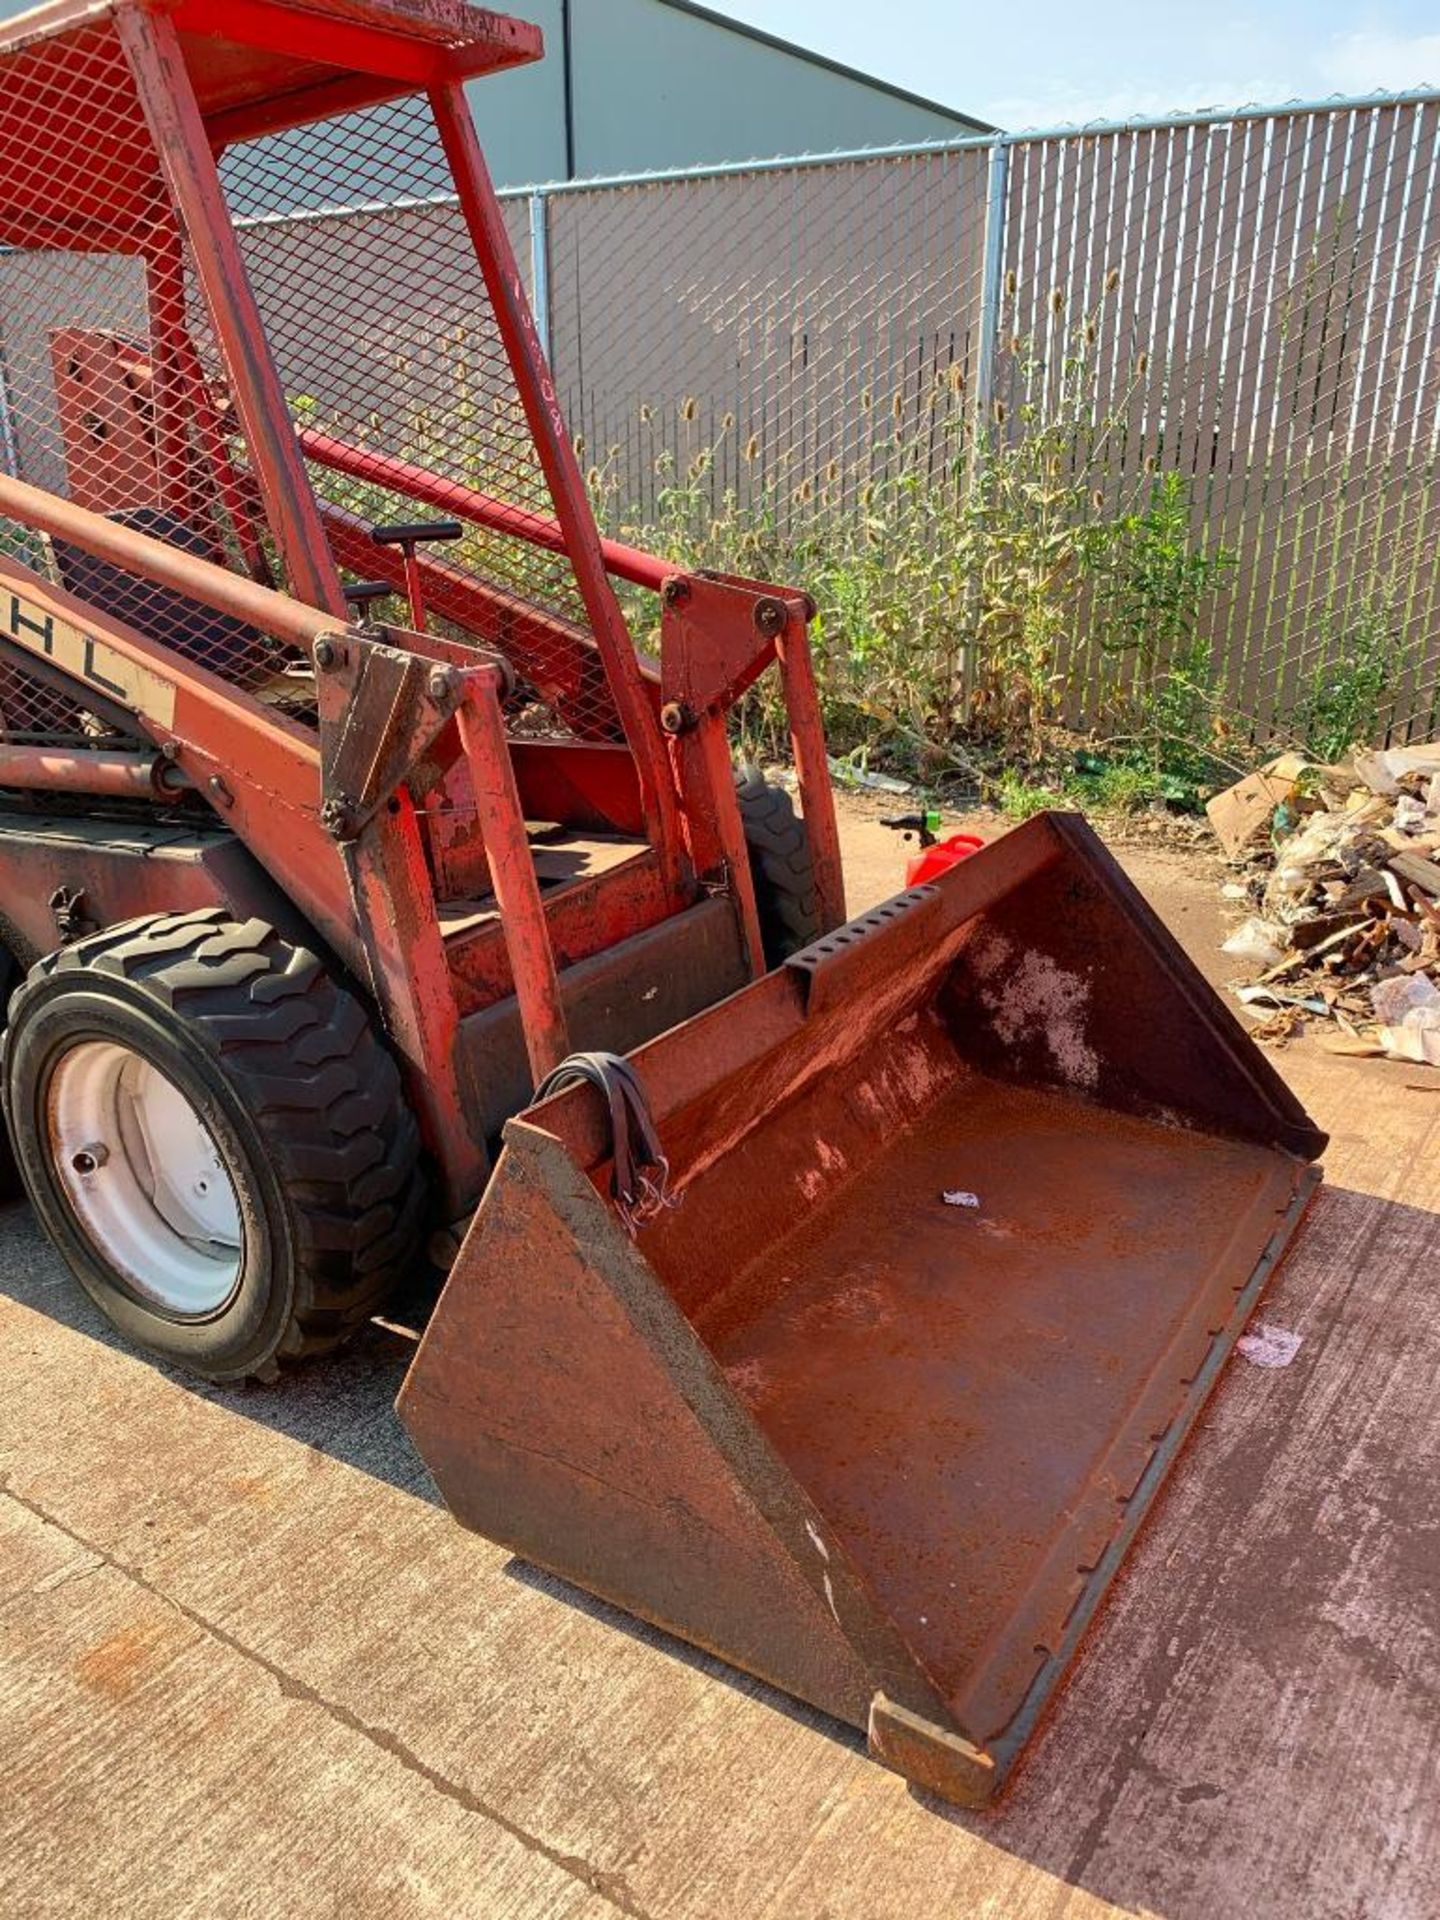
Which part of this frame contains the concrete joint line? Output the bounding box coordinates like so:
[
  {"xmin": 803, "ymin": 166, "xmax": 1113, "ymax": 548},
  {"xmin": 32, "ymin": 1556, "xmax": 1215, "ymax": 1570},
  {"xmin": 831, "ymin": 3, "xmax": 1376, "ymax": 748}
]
[{"xmin": 0, "ymin": 1475, "xmax": 654, "ymax": 1920}]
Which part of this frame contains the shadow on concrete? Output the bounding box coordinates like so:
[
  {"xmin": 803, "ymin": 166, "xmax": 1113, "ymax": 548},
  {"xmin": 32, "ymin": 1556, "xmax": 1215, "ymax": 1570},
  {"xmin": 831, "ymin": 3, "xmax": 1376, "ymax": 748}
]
[
  {"xmin": 890, "ymin": 1176, "xmax": 1440, "ymax": 1917},
  {"xmin": 0, "ymin": 1195, "xmax": 437, "ymax": 1501}
]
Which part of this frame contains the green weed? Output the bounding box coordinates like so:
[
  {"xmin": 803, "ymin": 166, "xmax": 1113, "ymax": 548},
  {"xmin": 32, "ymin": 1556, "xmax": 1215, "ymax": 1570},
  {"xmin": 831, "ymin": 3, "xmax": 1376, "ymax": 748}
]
[
  {"xmin": 995, "ymin": 770, "xmax": 1068, "ymax": 820},
  {"xmin": 1292, "ymin": 597, "xmax": 1415, "ymax": 761},
  {"xmin": 288, "ymin": 309, "xmax": 1411, "ymax": 804}
]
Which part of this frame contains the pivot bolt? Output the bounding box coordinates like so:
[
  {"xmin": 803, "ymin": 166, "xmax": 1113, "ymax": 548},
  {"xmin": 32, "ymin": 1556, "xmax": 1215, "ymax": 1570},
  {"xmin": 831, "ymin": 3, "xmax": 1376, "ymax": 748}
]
[
  {"xmin": 320, "ymin": 796, "xmax": 356, "ymax": 839},
  {"xmin": 314, "ymin": 637, "xmax": 341, "ymax": 670},
  {"xmin": 660, "ymin": 700, "xmax": 695, "ymax": 735},
  {"xmin": 753, "ymin": 597, "xmax": 788, "ymax": 638},
  {"xmin": 662, "ymin": 577, "xmax": 691, "ymax": 608},
  {"xmin": 428, "ymin": 668, "xmax": 453, "ymax": 704}
]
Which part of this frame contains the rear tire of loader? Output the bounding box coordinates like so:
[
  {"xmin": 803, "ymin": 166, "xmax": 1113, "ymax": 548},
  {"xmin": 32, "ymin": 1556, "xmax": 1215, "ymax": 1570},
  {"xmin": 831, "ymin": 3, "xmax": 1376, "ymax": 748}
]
[
  {"xmin": 0, "ymin": 910, "xmax": 425, "ymax": 1383},
  {"xmin": 735, "ymin": 766, "xmax": 822, "ymax": 965},
  {"xmin": 0, "ymin": 943, "xmax": 21, "ymax": 1198}
]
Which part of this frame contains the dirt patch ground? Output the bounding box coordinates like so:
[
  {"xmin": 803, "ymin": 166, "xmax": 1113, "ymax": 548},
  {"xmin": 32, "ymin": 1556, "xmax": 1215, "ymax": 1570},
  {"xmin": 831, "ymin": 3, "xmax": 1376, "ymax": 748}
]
[{"xmin": 1, "ymin": 802, "xmax": 1436, "ymax": 1920}]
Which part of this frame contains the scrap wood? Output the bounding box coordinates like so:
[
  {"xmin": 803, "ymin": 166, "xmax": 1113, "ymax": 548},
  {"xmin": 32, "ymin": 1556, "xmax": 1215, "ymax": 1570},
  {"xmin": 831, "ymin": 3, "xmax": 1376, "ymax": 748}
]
[
  {"xmin": 1246, "ymin": 1002, "xmax": 1313, "ymax": 1048},
  {"xmin": 1214, "ymin": 738, "xmax": 1440, "ymax": 1065},
  {"xmin": 1330, "ymin": 867, "xmax": 1392, "ymax": 913},
  {"xmin": 1236, "ymin": 983, "xmax": 1329, "ymax": 1011},
  {"xmin": 1353, "ymin": 743, "xmax": 1440, "ymax": 795},
  {"xmin": 1378, "ymin": 826, "xmax": 1440, "ymax": 853},
  {"xmin": 1289, "ymin": 908, "xmax": 1375, "ymax": 950},
  {"xmin": 1205, "ymin": 752, "xmax": 1311, "ymax": 859},
  {"xmin": 1321, "ymin": 1031, "xmax": 1387, "ymax": 1056},
  {"xmin": 1251, "ymin": 918, "xmax": 1377, "ymax": 985},
  {"xmin": 1388, "ymin": 850, "xmax": 1440, "ymax": 898}
]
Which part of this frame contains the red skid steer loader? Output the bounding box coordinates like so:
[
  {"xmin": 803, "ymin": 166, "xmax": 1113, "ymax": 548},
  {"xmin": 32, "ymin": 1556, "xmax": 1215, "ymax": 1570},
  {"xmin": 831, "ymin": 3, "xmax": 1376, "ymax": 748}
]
[{"xmin": 0, "ymin": 0, "xmax": 1323, "ymax": 1806}]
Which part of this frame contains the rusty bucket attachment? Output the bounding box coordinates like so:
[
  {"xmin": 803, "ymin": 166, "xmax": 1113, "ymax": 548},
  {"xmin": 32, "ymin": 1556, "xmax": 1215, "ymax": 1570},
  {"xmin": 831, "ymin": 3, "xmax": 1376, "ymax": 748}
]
[{"xmin": 398, "ymin": 813, "xmax": 1324, "ymax": 1806}]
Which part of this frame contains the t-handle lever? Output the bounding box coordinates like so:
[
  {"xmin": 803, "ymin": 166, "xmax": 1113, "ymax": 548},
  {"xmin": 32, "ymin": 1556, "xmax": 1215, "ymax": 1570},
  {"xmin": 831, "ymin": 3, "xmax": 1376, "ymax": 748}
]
[
  {"xmin": 370, "ymin": 520, "xmax": 464, "ymax": 632},
  {"xmin": 342, "ymin": 579, "xmax": 395, "ymax": 622}
]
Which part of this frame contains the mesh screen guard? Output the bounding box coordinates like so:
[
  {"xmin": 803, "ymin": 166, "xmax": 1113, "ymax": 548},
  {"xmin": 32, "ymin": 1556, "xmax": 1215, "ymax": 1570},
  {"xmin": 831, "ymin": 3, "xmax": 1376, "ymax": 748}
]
[{"xmin": 0, "ymin": 21, "xmax": 627, "ymax": 746}]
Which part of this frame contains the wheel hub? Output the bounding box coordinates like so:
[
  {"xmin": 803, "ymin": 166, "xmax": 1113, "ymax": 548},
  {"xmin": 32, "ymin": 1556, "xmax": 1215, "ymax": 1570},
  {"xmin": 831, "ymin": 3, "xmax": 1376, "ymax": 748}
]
[{"xmin": 47, "ymin": 1039, "xmax": 244, "ymax": 1318}]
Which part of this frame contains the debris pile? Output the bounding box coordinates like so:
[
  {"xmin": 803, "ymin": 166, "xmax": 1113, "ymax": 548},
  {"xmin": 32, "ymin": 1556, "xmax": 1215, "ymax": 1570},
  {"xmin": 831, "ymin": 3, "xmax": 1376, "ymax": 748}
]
[{"xmin": 1207, "ymin": 743, "xmax": 1440, "ymax": 1066}]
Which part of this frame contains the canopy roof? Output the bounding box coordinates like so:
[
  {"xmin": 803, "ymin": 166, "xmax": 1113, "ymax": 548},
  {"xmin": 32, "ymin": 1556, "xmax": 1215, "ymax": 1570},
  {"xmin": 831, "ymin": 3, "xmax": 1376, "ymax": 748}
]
[{"xmin": 0, "ymin": 0, "xmax": 541, "ymax": 145}]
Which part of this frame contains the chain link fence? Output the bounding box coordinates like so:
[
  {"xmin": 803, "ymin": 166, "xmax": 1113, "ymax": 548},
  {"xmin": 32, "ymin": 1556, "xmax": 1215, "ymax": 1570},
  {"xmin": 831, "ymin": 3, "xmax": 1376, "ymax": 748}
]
[
  {"xmin": 519, "ymin": 94, "xmax": 1440, "ymax": 747},
  {"xmin": 543, "ymin": 142, "xmax": 991, "ymax": 526}
]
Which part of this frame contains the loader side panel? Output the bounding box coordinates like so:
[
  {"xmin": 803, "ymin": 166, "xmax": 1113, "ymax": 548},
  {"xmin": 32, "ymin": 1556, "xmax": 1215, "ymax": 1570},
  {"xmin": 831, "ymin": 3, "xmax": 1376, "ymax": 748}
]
[{"xmin": 459, "ymin": 897, "xmax": 749, "ymax": 1146}]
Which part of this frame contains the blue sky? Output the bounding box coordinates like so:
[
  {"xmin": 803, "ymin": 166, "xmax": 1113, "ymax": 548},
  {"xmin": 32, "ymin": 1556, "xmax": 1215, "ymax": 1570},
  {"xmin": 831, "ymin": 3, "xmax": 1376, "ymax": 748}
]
[{"xmin": 718, "ymin": 2, "xmax": 1440, "ymax": 129}]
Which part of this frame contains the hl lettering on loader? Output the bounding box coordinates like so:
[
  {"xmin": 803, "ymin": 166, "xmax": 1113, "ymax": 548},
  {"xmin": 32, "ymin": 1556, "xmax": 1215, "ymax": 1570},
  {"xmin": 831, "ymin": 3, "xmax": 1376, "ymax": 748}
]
[{"xmin": 0, "ymin": 0, "xmax": 1324, "ymax": 1806}]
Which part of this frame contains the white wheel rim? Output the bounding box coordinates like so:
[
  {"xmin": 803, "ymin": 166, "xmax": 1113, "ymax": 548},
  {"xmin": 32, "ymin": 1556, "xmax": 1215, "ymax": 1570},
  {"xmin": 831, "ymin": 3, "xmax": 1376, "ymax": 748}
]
[{"xmin": 47, "ymin": 1040, "xmax": 244, "ymax": 1317}]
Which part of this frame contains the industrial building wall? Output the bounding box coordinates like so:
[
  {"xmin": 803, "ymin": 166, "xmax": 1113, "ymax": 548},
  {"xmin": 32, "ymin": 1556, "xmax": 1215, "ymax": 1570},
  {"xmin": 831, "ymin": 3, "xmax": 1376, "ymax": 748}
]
[
  {"xmin": 559, "ymin": 0, "xmax": 977, "ymax": 178},
  {"xmin": 464, "ymin": 0, "xmax": 979, "ymax": 186},
  {"xmin": 465, "ymin": 0, "xmax": 569, "ymax": 187}
]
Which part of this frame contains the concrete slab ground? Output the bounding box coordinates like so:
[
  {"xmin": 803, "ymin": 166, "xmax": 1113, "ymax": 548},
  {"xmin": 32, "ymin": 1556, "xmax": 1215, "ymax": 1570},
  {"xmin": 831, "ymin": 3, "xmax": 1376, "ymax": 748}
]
[{"xmin": 2, "ymin": 804, "xmax": 1436, "ymax": 1920}]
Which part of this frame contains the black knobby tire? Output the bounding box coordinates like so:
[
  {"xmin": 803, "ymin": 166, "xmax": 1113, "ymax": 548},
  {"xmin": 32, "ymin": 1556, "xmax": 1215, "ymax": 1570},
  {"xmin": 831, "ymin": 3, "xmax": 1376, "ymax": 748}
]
[
  {"xmin": 0, "ymin": 908, "xmax": 425, "ymax": 1382},
  {"xmin": 734, "ymin": 766, "xmax": 823, "ymax": 965},
  {"xmin": 0, "ymin": 943, "xmax": 19, "ymax": 1198}
]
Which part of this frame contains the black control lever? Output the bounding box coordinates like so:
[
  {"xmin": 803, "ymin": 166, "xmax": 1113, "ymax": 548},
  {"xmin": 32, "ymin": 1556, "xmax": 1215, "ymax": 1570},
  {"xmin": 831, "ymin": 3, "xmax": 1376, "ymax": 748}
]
[
  {"xmin": 368, "ymin": 522, "xmax": 463, "ymax": 631},
  {"xmin": 370, "ymin": 521, "xmax": 464, "ymax": 547},
  {"xmin": 342, "ymin": 580, "xmax": 395, "ymax": 620}
]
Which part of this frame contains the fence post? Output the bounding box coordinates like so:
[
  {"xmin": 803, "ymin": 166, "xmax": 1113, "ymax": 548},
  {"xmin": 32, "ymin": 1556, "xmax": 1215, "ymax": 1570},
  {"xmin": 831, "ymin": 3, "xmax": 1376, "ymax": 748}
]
[
  {"xmin": 528, "ymin": 189, "xmax": 552, "ymax": 362},
  {"xmin": 0, "ymin": 357, "xmax": 16, "ymax": 480},
  {"xmin": 973, "ymin": 136, "xmax": 1009, "ymax": 443},
  {"xmin": 958, "ymin": 137, "xmax": 1010, "ymax": 710}
]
